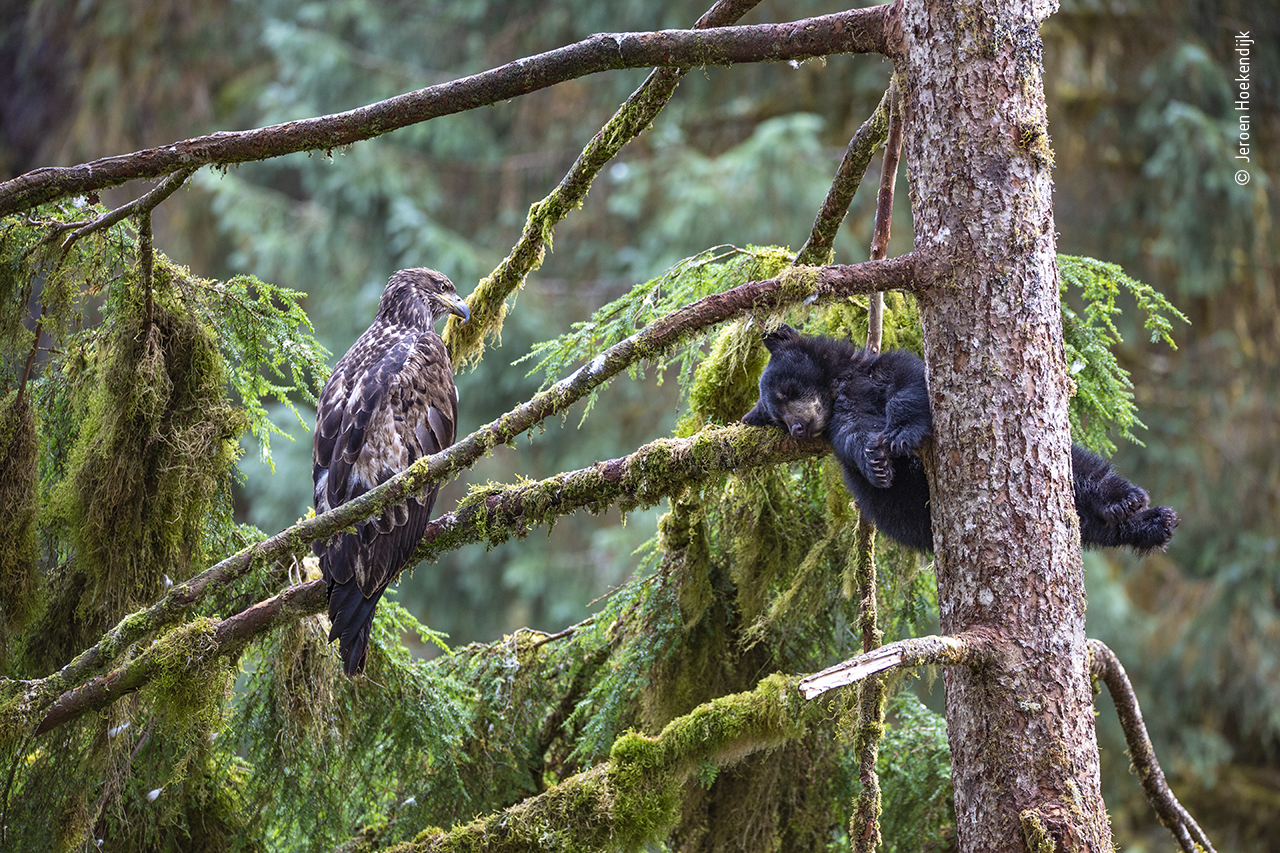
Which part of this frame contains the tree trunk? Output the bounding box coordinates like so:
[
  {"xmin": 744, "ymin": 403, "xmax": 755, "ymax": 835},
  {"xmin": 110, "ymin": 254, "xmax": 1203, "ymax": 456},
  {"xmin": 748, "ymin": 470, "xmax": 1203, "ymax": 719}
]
[{"xmin": 902, "ymin": 0, "xmax": 1113, "ymax": 850}]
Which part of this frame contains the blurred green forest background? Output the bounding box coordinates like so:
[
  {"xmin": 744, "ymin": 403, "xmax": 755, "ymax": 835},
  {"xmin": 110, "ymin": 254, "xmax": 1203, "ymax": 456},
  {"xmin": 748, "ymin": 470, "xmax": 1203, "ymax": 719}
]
[{"xmin": 3, "ymin": 0, "xmax": 1276, "ymax": 848}]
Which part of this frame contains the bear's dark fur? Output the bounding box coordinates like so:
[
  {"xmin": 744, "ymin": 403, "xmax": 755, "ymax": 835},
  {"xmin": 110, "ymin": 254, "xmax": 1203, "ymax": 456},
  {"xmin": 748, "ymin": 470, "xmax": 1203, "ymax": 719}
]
[{"xmin": 741, "ymin": 325, "xmax": 1178, "ymax": 554}]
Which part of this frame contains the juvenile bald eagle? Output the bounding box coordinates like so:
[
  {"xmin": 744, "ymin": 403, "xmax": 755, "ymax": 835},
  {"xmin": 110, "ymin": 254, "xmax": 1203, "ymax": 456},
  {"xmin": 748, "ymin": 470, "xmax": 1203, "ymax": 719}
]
[{"xmin": 312, "ymin": 268, "xmax": 469, "ymax": 676}]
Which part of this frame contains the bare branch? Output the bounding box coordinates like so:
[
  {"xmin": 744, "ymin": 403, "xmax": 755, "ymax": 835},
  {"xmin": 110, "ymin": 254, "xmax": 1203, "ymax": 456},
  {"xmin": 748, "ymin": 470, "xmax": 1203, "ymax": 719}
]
[
  {"xmin": 864, "ymin": 70, "xmax": 905, "ymax": 353},
  {"xmin": 799, "ymin": 631, "xmax": 994, "ymax": 700},
  {"xmin": 1088, "ymin": 639, "xmax": 1217, "ymax": 853},
  {"xmin": 446, "ymin": 0, "xmax": 766, "ymax": 367},
  {"xmin": 0, "ymin": 6, "xmax": 898, "ymax": 218}
]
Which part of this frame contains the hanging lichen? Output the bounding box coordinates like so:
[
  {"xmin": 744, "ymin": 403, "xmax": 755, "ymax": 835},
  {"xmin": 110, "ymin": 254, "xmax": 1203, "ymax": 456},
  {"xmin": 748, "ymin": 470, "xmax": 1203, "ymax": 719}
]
[
  {"xmin": 678, "ymin": 319, "xmax": 770, "ymax": 435},
  {"xmin": 0, "ymin": 388, "xmax": 39, "ymax": 660},
  {"xmin": 33, "ymin": 258, "xmax": 248, "ymax": 669}
]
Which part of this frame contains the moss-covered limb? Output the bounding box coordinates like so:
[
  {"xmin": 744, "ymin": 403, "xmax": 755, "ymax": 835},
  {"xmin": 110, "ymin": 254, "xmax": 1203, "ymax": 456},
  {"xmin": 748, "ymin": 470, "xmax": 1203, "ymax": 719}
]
[
  {"xmin": 446, "ymin": 0, "xmax": 764, "ymax": 368},
  {"xmin": 390, "ymin": 673, "xmax": 819, "ymax": 853},
  {"xmin": 845, "ymin": 517, "xmax": 887, "ymax": 852},
  {"xmin": 414, "ymin": 423, "xmax": 825, "ymax": 563},
  {"xmin": 1088, "ymin": 640, "xmax": 1217, "ymax": 853},
  {"xmin": 794, "ymin": 88, "xmax": 893, "ymax": 268},
  {"xmin": 0, "ymin": 7, "xmax": 896, "ymax": 218},
  {"xmin": 850, "ymin": 675, "xmax": 888, "ymax": 853},
  {"xmin": 798, "ymin": 630, "xmax": 997, "ymax": 700},
  {"xmin": 33, "ymin": 579, "xmax": 325, "ymax": 736}
]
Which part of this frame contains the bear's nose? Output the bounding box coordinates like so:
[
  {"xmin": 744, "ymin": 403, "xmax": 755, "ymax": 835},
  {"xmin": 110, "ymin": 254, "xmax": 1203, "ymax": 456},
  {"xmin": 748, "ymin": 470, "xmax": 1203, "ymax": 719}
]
[{"xmin": 789, "ymin": 423, "xmax": 807, "ymax": 438}]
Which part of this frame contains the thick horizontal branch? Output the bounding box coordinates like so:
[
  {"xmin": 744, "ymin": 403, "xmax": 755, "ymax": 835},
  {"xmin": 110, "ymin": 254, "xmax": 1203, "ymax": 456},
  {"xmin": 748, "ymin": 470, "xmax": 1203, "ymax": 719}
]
[
  {"xmin": 414, "ymin": 422, "xmax": 825, "ymax": 562},
  {"xmin": 0, "ymin": 4, "xmax": 899, "ymax": 217},
  {"xmin": 798, "ymin": 630, "xmax": 998, "ymax": 699},
  {"xmin": 1089, "ymin": 639, "xmax": 1217, "ymax": 853},
  {"xmin": 31, "ymin": 423, "xmax": 824, "ymax": 734}
]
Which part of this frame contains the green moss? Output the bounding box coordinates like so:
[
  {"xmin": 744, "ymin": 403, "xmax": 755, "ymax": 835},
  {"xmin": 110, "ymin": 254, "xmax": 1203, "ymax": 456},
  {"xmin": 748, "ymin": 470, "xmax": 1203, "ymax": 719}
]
[
  {"xmin": 680, "ymin": 320, "xmax": 769, "ymax": 434},
  {"xmin": 0, "ymin": 389, "xmax": 40, "ymax": 657},
  {"xmin": 1020, "ymin": 809, "xmax": 1057, "ymax": 853},
  {"xmin": 144, "ymin": 617, "xmax": 232, "ymax": 738},
  {"xmin": 32, "ymin": 259, "xmax": 248, "ymax": 668}
]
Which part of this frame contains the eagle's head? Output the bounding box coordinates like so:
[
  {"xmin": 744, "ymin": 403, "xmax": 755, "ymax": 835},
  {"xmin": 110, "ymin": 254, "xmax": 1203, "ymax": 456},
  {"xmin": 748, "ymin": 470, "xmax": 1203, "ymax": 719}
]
[{"xmin": 378, "ymin": 267, "xmax": 471, "ymax": 329}]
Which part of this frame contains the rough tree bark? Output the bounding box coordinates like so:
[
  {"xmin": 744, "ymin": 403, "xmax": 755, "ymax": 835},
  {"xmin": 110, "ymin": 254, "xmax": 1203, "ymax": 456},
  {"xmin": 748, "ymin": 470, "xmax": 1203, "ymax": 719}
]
[{"xmin": 902, "ymin": 0, "xmax": 1111, "ymax": 851}]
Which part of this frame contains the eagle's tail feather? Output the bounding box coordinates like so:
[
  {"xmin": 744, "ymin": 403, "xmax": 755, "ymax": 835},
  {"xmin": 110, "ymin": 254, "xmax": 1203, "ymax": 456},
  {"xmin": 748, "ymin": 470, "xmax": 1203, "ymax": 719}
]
[{"xmin": 327, "ymin": 581, "xmax": 385, "ymax": 677}]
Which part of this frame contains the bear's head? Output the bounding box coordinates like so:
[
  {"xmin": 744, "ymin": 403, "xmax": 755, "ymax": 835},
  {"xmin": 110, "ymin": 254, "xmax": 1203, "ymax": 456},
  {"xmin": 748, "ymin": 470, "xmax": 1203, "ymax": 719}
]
[{"xmin": 741, "ymin": 324, "xmax": 830, "ymax": 440}]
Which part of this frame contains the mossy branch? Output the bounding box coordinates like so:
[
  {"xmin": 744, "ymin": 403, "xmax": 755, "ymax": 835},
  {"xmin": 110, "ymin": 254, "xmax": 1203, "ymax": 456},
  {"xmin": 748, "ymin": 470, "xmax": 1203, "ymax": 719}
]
[
  {"xmin": 1088, "ymin": 639, "xmax": 1217, "ymax": 853},
  {"xmin": 0, "ymin": 5, "xmax": 899, "ymax": 218},
  {"xmin": 29, "ymin": 424, "xmax": 824, "ymax": 734},
  {"xmin": 445, "ymin": 0, "xmax": 765, "ymax": 368},
  {"xmin": 32, "ymin": 580, "xmax": 323, "ymax": 735},
  {"xmin": 799, "ymin": 630, "xmax": 998, "ymax": 700},
  {"xmin": 794, "ymin": 86, "xmax": 892, "ymax": 267},
  {"xmin": 388, "ymin": 672, "xmax": 822, "ymax": 853}
]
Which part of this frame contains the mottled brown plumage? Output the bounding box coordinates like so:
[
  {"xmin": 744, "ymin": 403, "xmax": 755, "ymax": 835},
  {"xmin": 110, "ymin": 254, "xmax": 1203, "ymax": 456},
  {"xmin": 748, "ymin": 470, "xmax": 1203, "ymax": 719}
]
[{"xmin": 312, "ymin": 268, "xmax": 468, "ymax": 676}]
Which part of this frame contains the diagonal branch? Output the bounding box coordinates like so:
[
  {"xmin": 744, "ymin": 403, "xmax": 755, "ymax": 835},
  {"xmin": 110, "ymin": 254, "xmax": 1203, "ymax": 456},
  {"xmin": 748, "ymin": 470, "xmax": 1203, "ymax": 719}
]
[
  {"xmin": 1088, "ymin": 639, "xmax": 1217, "ymax": 853},
  {"xmin": 445, "ymin": 0, "xmax": 766, "ymax": 368},
  {"xmin": 0, "ymin": 4, "xmax": 901, "ymax": 218},
  {"xmin": 33, "ymin": 423, "xmax": 825, "ymax": 734},
  {"xmin": 794, "ymin": 86, "xmax": 892, "ymax": 267},
  {"xmin": 57, "ymin": 168, "xmax": 196, "ymax": 261},
  {"xmin": 385, "ymin": 672, "xmax": 820, "ymax": 853}
]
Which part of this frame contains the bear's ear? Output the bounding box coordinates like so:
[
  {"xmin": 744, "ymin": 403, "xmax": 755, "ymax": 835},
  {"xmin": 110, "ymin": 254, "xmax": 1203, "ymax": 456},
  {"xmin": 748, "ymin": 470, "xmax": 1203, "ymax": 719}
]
[{"xmin": 760, "ymin": 323, "xmax": 800, "ymax": 352}]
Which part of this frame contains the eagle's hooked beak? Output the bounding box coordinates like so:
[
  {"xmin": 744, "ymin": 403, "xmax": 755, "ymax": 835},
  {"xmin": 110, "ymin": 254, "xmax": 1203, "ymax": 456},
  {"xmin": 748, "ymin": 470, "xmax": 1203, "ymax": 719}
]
[{"xmin": 442, "ymin": 292, "xmax": 471, "ymax": 324}]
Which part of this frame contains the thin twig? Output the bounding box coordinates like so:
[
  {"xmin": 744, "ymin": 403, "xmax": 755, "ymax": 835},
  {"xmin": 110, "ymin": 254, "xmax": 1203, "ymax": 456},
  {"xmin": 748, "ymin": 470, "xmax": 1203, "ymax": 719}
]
[
  {"xmin": 864, "ymin": 71, "xmax": 905, "ymax": 354},
  {"xmin": 15, "ymin": 305, "xmax": 46, "ymax": 408},
  {"xmin": 57, "ymin": 168, "xmax": 196, "ymax": 262},
  {"xmin": 845, "ymin": 73, "xmax": 907, "ymax": 853},
  {"xmin": 1089, "ymin": 639, "xmax": 1217, "ymax": 853}
]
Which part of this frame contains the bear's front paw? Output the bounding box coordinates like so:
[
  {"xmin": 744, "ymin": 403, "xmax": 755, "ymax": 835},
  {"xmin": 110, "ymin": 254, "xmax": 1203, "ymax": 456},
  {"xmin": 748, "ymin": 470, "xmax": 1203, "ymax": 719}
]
[
  {"xmin": 1102, "ymin": 486, "xmax": 1150, "ymax": 525},
  {"xmin": 864, "ymin": 438, "xmax": 894, "ymax": 488},
  {"xmin": 1119, "ymin": 505, "xmax": 1179, "ymax": 553}
]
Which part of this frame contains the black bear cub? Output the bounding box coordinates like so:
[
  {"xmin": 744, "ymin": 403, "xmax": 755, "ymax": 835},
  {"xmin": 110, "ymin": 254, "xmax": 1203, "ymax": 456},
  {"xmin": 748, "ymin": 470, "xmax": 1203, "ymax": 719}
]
[{"xmin": 741, "ymin": 325, "xmax": 1178, "ymax": 554}]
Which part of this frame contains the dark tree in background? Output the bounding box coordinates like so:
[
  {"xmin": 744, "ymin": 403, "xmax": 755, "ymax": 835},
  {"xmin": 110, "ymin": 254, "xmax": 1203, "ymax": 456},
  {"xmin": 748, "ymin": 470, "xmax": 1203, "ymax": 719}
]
[{"xmin": 0, "ymin": 1, "xmax": 1275, "ymax": 851}]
